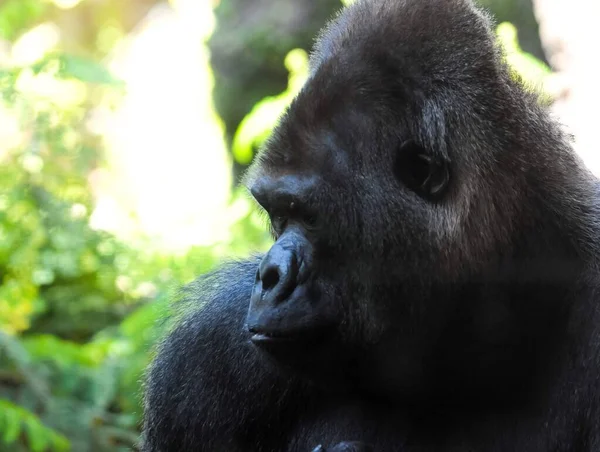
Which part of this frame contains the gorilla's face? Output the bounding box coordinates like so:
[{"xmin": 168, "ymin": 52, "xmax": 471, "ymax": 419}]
[{"xmin": 243, "ymin": 57, "xmax": 460, "ymax": 375}]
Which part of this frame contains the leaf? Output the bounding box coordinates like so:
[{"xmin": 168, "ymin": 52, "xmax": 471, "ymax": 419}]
[
  {"xmin": 232, "ymin": 48, "xmax": 309, "ymax": 164},
  {"xmin": 1, "ymin": 407, "xmax": 21, "ymax": 444},
  {"xmin": 0, "ymin": 400, "xmax": 70, "ymax": 451},
  {"xmin": 25, "ymin": 416, "xmax": 50, "ymax": 452},
  {"xmin": 55, "ymin": 54, "xmax": 123, "ymax": 86},
  {"xmin": 496, "ymin": 22, "xmax": 552, "ymax": 92},
  {"xmin": 0, "ymin": 0, "xmax": 47, "ymax": 41}
]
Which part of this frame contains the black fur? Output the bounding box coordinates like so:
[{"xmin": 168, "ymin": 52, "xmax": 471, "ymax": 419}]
[{"xmin": 142, "ymin": 0, "xmax": 600, "ymax": 450}]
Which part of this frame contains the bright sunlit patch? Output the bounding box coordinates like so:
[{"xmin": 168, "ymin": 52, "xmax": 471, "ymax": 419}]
[
  {"xmin": 169, "ymin": 0, "xmax": 216, "ymax": 39},
  {"xmin": 0, "ymin": 104, "xmax": 22, "ymax": 157},
  {"xmin": 20, "ymin": 154, "xmax": 44, "ymax": 174},
  {"xmin": 15, "ymin": 69, "xmax": 87, "ymax": 107},
  {"xmin": 92, "ymin": 1, "xmax": 231, "ymax": 252},
  {"xmin": 96, "ymin": 23, "xmax": 124, "ymax": 55},
  {"xmin": 51, "ymin": 0, "xmax": 83, "ymax": 9},
  {"xmin": 70, "ymin": 203, "xmax": 88, "ymax": 219},
  {"xmin": 11, "ymin": 23, "xmax": 60, "ymax": 66}
]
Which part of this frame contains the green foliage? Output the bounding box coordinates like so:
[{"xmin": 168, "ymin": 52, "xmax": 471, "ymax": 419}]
[
  {"xmin": 0, "ymin": 331, "xmax": 69, "ymax": 452},
  {"xmin": 0, "ymin": 56, "xmax": 125, "ymax": 336},
  {"xmin": 232, "ymin": 49, "xmax": 309, "ymax": 165},
  {"xmin": 496, "ymin": 22, "xmax": 552, "ymax": 95},
  {"xmin": 0, "ymin": 400, "xmax": 70, "ymax": 452},
  {"xmin": 0, "ymin": 49, "xmax": 131, "ymax": 448},
  {"xmin": 32, "ymin": 53, "xmax": 125, "ymax": 87},
  {"xmin": 0, "ymin": 12, "xmax": 271, "ymax": 448},
  {"xmin": 0, "ymin": 0, "xmax": 48, "ymax": 41},
  {"xmin": 0, "ymin": 6, "xmax": 176, "ymax": 446}
]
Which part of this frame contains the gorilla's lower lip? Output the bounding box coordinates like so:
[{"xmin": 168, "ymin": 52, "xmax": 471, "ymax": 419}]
[
  {"xmin": 250, "ymin": 332, "xmax": 297, "ymax": 343},
  {"xmin": 248, "ymin": 326, "xmax": 333, "ymax": 347},
  {"xmin": 249, "ymin": 329, "xmax": 310, "ymax": 343}
]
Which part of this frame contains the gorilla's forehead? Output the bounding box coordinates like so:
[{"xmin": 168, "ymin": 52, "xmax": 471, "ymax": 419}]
[
  {"xmin": 264, "ymin": 101, "xmax": 358, "ymax": 175},
  {"xmin": 262, "ymin": 0, "xmax": 499, "ymax": 172},
  {"xmin": 266, "ymin": 61, "xmax": 418, "ymax": 173}
]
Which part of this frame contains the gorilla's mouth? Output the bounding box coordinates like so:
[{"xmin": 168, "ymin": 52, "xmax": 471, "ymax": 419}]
[
  {"xmin": 250, "ymin": 331, "xmax": 299, "ymax": 343},
  {"xmin": 248, "ymin": 324, "xmax": 334, "ymax": 350}
]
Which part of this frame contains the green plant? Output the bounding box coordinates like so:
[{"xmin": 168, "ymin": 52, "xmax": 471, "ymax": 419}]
[
  {"xmin": 0, "ymin": 400, "xmax": 70, "ymax": 452},
  {"xmin": 496, "ymin": 21, "xmax": 552, "ymax": 95},
  {"xmin": 231, "ymin": 48, "xmax": 309, "ymax": 165}
]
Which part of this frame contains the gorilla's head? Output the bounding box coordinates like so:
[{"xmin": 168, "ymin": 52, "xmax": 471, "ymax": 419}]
[{"xmin": 243, "ymin": 0, "xmax": 595, "ymax": 397}]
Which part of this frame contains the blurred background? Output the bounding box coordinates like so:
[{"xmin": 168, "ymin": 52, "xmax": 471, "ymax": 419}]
[{"xmin": 0, "ymin": 0, "xmax": 597, "ymax": 450}]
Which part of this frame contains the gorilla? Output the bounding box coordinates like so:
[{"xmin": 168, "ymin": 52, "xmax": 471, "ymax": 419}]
[{"xmin": 142, "ymin": 0, "xmax": 600, "ymax": 450}]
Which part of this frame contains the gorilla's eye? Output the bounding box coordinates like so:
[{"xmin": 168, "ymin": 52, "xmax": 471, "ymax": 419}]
[
  {"xmin": 303, "ymin": 213, "xmax": 318, "ymax": 228},
  {"xmin": 288, "ymin": 201, "xmax": 318, "ymax": 230},
  {"xmin": 394, "ymin": 140, "xmax": 450, "ymax": 200}
]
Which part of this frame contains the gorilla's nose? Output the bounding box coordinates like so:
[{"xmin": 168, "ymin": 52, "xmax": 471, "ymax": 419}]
[
  {"xmin": 246, "ymin": 229, "xmax": 317, "ymax": 341},
  {"xmin": 256, "ymin": 242, "xmax": 300, "ymax": 305}
]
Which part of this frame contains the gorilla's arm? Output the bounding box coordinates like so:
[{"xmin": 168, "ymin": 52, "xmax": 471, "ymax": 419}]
[{"xmin": 142, "ymin": 257, "xmax": 301, "ymax": 452}]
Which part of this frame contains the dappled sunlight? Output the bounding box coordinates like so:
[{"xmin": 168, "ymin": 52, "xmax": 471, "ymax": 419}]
[
  {"xmin": 11, "ymin": 23, "xmax": 60, "ymax": 66},
  {"xmin": 51, "ymin": 0, "xmax": 83, "ymax": 9},
  {"xmin": 15, "ymin": 70, "xmax": 87, "ymax": 107},
  {"xmin": 94, "ymin": 0, "xmax": 232, "ymax": 251},
  {"xmin": 0, "ymin": 104, "xmax": 21, "ymax": 157}
]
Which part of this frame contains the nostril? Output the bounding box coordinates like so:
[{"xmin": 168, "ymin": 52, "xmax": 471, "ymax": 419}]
[
  {"xmin": 261, "ymin": 265, "xmax": 281, "ymax": 292},
  {"xmin": 256, "ymin": 244, "xmax": 302, "ymax": 304}
]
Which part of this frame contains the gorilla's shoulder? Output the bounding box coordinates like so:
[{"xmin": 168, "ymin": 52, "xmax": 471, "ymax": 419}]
[{"xmin": 153, "ymin": 255, "xmax": 263, "ymax": 360}]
